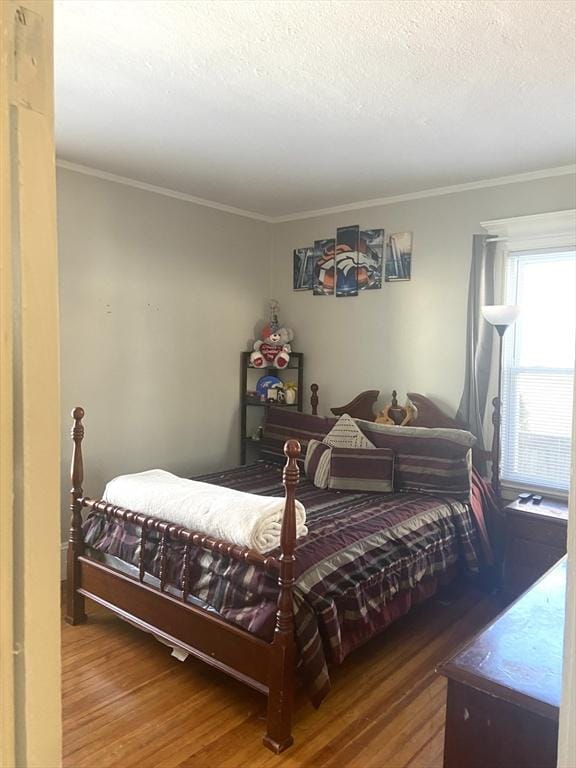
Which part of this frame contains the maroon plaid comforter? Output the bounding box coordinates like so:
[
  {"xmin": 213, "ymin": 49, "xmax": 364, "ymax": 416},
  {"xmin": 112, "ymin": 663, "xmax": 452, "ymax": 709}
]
[{"xmin": 83, "ymin": 461, "xmax": 481, "ymax": 704}]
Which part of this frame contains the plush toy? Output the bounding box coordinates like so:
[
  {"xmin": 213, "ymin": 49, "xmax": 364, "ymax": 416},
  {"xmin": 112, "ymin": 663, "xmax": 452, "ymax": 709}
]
[
  {"xmin": 375, "ymin": 391, "xmax": 418, "ymax": 426},
  {"xmin": 250, "ymin": 300, "xmax": 294, "ymax": 369}
]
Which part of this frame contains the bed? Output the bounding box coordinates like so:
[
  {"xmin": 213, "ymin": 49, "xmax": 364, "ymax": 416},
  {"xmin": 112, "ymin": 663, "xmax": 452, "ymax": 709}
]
[{"xmin": 66, "ymin": 387, "xmax": 499, "ymax": 753}]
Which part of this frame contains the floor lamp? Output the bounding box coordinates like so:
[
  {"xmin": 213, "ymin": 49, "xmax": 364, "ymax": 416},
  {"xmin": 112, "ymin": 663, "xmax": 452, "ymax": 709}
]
[{"xmin": 481, "ymin": 305, "xmax": 521, "ymax": 496}]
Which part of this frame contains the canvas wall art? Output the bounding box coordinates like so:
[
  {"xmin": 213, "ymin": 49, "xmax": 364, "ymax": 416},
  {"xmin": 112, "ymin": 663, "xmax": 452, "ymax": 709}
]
[
  {"xmin": 313, "ymin": 238, "xmax": 335, "ymax": 295},
  {"xmin": 335, "ymin": 225, "xmax": 359, "ymax": 297},
  {"xmin": 292, "ymin": 226, "xmax": 412, "ymax": 295},
  {"xmin": 385, "ymin": 232, "xmax": 413, "ymax": 281},
  {"xmin": 293, "ymin": 246, "xmax": 315, "ymax": 290},
  {"xmin": 358, "ymin": 229, "xmax": 384, "ymax": 290}
]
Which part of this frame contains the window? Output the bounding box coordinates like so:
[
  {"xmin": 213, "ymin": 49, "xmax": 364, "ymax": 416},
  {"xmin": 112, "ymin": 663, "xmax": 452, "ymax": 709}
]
[{"xmin": 501, "ymin": 248, "xmax": 576, "ymax": 494}]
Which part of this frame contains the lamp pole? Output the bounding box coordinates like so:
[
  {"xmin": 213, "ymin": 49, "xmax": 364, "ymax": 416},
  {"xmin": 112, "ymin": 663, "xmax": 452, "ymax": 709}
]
[{"xmin": 491, "ymin": 326, "xmax": 506, "ymax": 497}]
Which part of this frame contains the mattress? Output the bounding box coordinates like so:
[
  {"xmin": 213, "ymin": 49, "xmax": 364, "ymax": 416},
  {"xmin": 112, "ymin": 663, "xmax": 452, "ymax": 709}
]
[{"xmin": 83, "ymin": 460, "xmax": 481, "ymax": 704}]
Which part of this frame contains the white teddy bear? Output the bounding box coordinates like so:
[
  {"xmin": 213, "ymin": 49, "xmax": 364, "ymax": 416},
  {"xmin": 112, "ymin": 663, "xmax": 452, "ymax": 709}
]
[{"xmin": 250, "ymin": 301, "xmax": 294, "ymax": 368}]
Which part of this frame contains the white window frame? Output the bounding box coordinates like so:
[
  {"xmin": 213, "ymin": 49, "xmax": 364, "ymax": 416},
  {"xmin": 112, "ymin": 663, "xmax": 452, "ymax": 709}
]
[
  {"xmin": 503, "ymin": 247, "xmax": 575, "ymax": 495},
  {"xmin": 480, "ymin": 210, "xmax": 576, "ymax": 499}
]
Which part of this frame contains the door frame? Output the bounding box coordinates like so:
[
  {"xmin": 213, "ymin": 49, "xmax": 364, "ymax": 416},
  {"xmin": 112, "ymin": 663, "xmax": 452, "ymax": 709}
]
[{"xmin": 0, "ymin": 2, "xmax": 62, "ymax": 766}]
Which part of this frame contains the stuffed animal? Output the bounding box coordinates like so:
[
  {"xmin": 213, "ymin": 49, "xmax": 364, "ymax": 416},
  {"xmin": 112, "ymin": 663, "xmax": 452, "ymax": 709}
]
[
  {"xmin": 375, "ymin": 391, "xmax": 418, "ymax": 426},
  {"xmin": 250, "ymin": 301, "xmax": 294, "ymax": 369}
]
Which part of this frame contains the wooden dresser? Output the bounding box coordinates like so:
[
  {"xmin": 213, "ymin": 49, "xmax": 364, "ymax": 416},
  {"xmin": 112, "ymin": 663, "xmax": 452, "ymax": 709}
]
[
  {"xmin": 438, "ymin": 557, "xmax": 566, "ymax": 768},
  {"xmin": 502, "ymin": 497, "xmax": 568, "ymax": 599}
]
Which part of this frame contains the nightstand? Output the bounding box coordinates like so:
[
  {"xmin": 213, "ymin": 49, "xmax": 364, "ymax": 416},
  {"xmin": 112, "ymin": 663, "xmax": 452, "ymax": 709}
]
[{"xmin": 502, "ymin": 497, "xmax": 568, "ymax": 600}]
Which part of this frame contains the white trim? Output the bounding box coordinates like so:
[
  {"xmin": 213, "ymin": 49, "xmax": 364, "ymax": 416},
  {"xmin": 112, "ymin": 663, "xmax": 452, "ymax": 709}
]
[
  {"xmin": 557, "ymin": 375, "xmax": 576, "ymax": 767},
  {"xmin": 495, "ymin": 225, "xmax": 575, "ymax": 511},
  {"xmin": 501, "ymin": 481, "xmax": 569, "ymax": 503},
  {"xmin": 272, "ymin": 166, "xmax": 576, "ymax": 223},
  {"xmin": 56, "ymin": 159, "xmax": 576, "ymax": 224},
  {"xmin": 481, "ymin": 209, "xmax": 576, "ymax": 251},
  {"xmin": 55, "ymin": 160, "xmax": 274, "ymax": 223}
]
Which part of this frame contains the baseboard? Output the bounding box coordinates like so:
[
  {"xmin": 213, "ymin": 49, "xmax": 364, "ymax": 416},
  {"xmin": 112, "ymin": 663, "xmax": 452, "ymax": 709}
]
[{"xmin": 61, "ymin": 542, "xmax": 67, "ymax": 580}]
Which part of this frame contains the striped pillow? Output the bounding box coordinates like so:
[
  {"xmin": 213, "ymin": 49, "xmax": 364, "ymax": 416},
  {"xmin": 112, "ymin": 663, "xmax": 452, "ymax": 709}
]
[
  {"xmin": 354, "ymin": 420, "xmax": 476, "ymax": 497},
  {"xmin": 261, "ymin": 408, "xmax": 335, "ymax": 464},
  {"xmin": 304, "ymin": 439, "xmax": 332, "ymax": 489},
  {"xmin": 328, "ymin": 447, "xmax": 395, "ymax": 492}
]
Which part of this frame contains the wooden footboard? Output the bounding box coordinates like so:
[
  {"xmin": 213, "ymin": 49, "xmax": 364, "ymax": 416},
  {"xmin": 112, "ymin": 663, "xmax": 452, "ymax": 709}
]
[{"xmin": 65, "ymin": 407, "xmax": 301, "ymax": 753}]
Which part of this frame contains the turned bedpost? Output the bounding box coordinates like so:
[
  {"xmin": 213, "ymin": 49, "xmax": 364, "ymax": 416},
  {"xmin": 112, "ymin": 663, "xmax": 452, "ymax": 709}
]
[
  {"xmin": 310, "ymin": 383, "xmax": 319, "ymax": 416},
  {"xmin": 65, "ymin": 406, "xmax": 87, "ymax": 625},
  {"xmin": 491, "ymin": 395, "xmax": 501, "ymax": 497},
  {"xmin": 263, "ymin": 438, "xmax": 300, "ymax": 753},
  {"xmin": 278, "ymin": 439, "xmax": 299, "ymax": 631}
]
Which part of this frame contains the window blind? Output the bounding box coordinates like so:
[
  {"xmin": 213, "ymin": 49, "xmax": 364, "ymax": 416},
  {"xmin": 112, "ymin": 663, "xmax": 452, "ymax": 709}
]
[{"xmin": 501, "ymin": 248, "xmax": 575, "ymax": 493}]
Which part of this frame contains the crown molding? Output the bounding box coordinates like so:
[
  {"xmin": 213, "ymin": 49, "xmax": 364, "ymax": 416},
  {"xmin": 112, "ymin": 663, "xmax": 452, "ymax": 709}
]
[
  {"xmin": 56, "ymin": 159, "xmax": 576, "ymax": 224},
  {"xmin": 271, "ymin": 165, "xmax": 576, "ymax": 223},
  {"xmin": 55, "ymin": 159, "xmax": 274, "ymax": 222}
]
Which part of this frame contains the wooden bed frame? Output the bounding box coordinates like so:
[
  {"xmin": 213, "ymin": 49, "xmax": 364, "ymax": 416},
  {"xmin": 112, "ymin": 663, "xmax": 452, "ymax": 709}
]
[{"xmin": 66, "ymin": 386, "xmax": 496, "ymax": 753}]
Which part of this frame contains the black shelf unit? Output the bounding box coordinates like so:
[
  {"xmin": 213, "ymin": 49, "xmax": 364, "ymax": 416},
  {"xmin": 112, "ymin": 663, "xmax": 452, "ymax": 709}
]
[{"xmin": 240, "ymin": 351, "xmax": 304, "ymax": 464}]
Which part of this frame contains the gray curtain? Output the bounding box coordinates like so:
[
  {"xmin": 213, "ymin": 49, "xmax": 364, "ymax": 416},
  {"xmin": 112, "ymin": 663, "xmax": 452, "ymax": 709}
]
[{"xmin": 457, "ymin": 234, "xmax": 496, "ymax": 463}]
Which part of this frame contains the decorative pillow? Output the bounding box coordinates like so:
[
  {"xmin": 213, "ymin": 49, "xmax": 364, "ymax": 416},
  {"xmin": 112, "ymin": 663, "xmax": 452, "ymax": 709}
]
[
  {"xmin": 324, "ymin": 413, "xmax": 375, "ymax": 450},
  {"xmin": 354, "ymin": 419, "xmax": 475, "ymax": 497},
  {"xmin": 304, "ymin": 439, "xmax": 332, "ymax": 489},
  {"xmin": 261, "ymin": 408, "xmax": 336, "ymax": 464},
  {"xmin": 328, "ymin": 447, "xmax": 395, "ymax": 492}
]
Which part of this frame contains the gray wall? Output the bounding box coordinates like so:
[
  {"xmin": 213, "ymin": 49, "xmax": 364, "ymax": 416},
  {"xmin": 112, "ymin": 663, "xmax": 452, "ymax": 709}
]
[
  {"xmin": 270, "ymin": 174, "xmax": 576, "ymax": 417},
  {"xmin": 57, "ymin": 168, "xmax": 576, "ymax": 544},
  {"xmin": 58, "ymin": 168, "xmax": 272, "ymax": 535}
]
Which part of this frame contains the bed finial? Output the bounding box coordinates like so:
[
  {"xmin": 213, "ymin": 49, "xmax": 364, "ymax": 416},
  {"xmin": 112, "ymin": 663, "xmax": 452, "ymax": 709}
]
[
  {"xmin": 284, "ymin": 438, "xmax": 301, "ymax": 463},
  {"xmin": 281, "ymin": 439, "xmax": 301, "ymax": 542},
  {"xmin": 71, "ymin": 406, "xmax": 85, "ymax": 495},
  {"xmin": 66, "ymin": 406, "xmax": 86, "ymax": 625},
  {"xmin": 310, "ymin": 383, "xmax": 319, "ymax": 416},
  {"xmin": 72, "ymin": 405, "xmax": 85, "ymax": 421}
]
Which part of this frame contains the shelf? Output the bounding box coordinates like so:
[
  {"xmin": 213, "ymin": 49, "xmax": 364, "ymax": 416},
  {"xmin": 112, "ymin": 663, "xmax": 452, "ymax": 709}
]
[
  {"xmin": 244, "ymin": 400, "xmax": 299, "ymax": 407},
  {"xmin": 246, "ymin": 365, "xmax": 300, "ymax": 371},
  {"xmin": 241, "ymin": 350, "xmax": 304, "ymax": 465}
]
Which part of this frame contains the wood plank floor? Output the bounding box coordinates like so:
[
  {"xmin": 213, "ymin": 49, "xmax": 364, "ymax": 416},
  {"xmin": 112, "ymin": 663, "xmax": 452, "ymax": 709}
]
[{"xmin": 62, "ymin": 584, "xmax": 501, "ymax": 768}]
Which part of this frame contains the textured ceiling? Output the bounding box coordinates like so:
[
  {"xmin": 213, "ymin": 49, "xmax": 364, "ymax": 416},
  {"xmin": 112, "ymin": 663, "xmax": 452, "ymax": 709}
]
[{"xmin": 55, "ymin": 0, "xmax": 576, "ymax": 218}]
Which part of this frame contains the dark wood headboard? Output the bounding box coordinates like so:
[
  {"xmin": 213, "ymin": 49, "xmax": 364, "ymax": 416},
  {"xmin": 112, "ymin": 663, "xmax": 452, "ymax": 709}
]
[
  {"xmin": 309, "ymin": 384, "xmax": 494, "ymax": 481},
  {"xmin": 326, "ymin": 388, "xmax": 464, "ymax": 430},
  {"xmin": 406, "ymin": 393, "xmax": 467, "ymax": 431},
  {"xmin": 329, "ymin": 390, "xmax": 380, "ymax": 423}
]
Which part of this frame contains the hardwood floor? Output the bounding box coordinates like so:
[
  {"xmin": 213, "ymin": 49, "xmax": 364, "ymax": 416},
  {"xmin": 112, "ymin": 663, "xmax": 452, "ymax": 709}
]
[{"xmin": 62, "ymin": 584, "xmax": 501, "ymax": 768}]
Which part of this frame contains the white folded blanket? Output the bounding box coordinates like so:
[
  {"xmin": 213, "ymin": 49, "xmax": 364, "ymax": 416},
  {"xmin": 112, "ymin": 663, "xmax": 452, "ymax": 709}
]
[{"xmin": 103, "ymin": 469, "xmax": 307, "ymax": 554}]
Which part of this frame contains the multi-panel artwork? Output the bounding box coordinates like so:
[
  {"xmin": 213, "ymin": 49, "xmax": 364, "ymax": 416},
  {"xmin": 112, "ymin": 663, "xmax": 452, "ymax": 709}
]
[
  {"xmin": 385, "ymin": 231, "xmax": 413, "ymax": 282},
  {"xmin": 313, "ymin": 238, "xmax": 336, "ymax": 295},
  {"xmin": 293, "ymin": 246, "xmax": 315, "ymax": 290},
  {"xmin": 336, "ymin": 226, "xmax": 359, "ymax": 297},
  {"xmin": 294, "ymin": 228, "xmax": 412, "ymax": 294},
  {"xmin": 359, "ymin": 229, "xmax": 385, "ymax": 290}
]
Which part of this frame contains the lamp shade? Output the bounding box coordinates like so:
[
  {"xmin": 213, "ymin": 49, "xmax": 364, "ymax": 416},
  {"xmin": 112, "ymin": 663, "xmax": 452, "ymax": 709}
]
[{"xmin": 481, "ymin": 304, "xmax": 520, "ymax": 328}]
